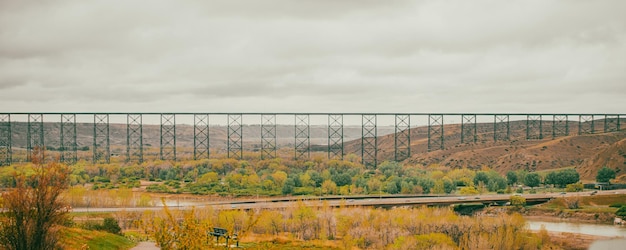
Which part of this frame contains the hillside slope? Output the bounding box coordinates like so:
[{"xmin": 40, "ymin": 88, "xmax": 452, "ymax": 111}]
[{"xmin": 343, "ymin": 119, "xmax": 626, "ymax": 180}]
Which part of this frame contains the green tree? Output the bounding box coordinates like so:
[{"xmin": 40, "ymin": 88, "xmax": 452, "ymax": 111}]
[
  {"xmin": 431, "ymin": 180, "xmax": 445, "ymax": 194},
  {"xmin": 506, "ymin": 171, "xmax": 517, "ymax": 186},
  {"xmin": 442, "ymin": 177, "xmax": 455, "ymax": 194},
  {"xmin": 386, "ymin": 181, "xmax": 399, "ymax": 194},
  {"xmin": 524, "ymin": 173, "xmax": 541, "ymax": 189},
  {"xmin": 473, "ymin": 172, "xmax": 490, "ymax": 186},
  {"xmin": 546, "ymin": 169, "xmax": 580, "ymax": 188},
  {"xmin": 282, "ymin": 178, "xmax": 295, "ymax": 195},
  {"xmin": 332, "ymin": 173, "xmax": 352, "ymax": 187},
  {"xmin": 596, "ymin": 166, "xmax": 616, "ymax": 184}
]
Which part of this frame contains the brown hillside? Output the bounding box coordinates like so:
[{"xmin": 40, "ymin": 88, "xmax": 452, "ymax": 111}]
[
  {"xmin": 344, "ymin": 119, "xmax": 626, "ymax": 178},
  {"xmin": 578, "ymin": 138, "xmax": 626, "ymax": 181}
]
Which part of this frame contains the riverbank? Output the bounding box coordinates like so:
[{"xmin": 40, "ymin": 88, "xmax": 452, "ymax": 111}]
[{"xmin": 545, "ymin": 231, "xmax": 614, "ymax": 250}]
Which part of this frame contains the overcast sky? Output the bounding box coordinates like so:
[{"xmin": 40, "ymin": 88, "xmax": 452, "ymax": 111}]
[{"xmin": 1, "ymin": 0, "xmax": 625, "ymax": 114}]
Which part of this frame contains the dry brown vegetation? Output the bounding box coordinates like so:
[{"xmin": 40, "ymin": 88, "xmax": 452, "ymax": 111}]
[{"xmin": 119, "ymin": 202, "xmax": 559, "ymax": 249}]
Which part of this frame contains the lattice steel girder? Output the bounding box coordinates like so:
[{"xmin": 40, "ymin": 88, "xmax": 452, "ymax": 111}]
[
  {"xmin": 362, "ymin": 114, "xmax": 377, "ymax": 167},
  {"xmin": 160, "ymin": 114, "xmax": 176, "ymax": 161},
  {"xmin": 328, "ymin": 114, "xmax": 343, "ymax": 160},
  {"xmin": 126, "ymin": 114, "xmax": 143, "ymax": 163},
  {"xmin": 60, "ymin": 114, "xmax": 77, "ymax": 164},
  {"xmin": 227, "ymin": 114, "xmax": 243, "ymax": 159},
  {"xmin": 494, "ymin": 114, "xmax": 510, "ymax": 141},
  {"xmin": 461, "ymin": 114, "xmax": 477, "ymax": 144},
  {"xmin": 93, "ymin": 114, "xmax": 110, "ymax": 163},
  {"xmin": 578, "ymin": 115, "xmax": 594, "ymax": 135},
  {"xmin": 27, "ymin": 114, "xmax": 45, "ymax": 163},
  {"xmin": 0, "ymin": 114, "xmax": 11, "ymax": 166},
  {"xmin": 552, "ymin": 115, "xmax": 569, "ymax": 138},
  {"xmin": 194, "ymin": 114, "xmax": 210, "ymax": 160},
  {"xmin": 294, "ymin": 114, "xmax": 310, "ymax": 160},
  {"xmin": 394, "ymin": 114, "xmax": 410, "ymax": 162},
  {"xmin": 604, "ymin": 115, "xmax": 620, "ymax": 133},
  {"xmin": 526, "ymin": 115, "xmax": 543, "ymax": 140},
  {"xmin": 428, "ymin": 114, "xmax": 444, "ymax": 151},
  {"xmin": 261, "ymin": 114, "xmax": 276, "ymax": 159}
]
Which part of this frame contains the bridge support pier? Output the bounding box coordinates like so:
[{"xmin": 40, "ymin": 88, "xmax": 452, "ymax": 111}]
[
  {"xmin": 394, "ymin": 114, "xmax": 410, "ymax": 161},
  {"xmin": 461, "ymin": 114, "xmax": 477, "ymax": 144},
  {"xmin": 578, "ymin": 115, "xmax": 594, "ymax": 135},
  {"xmin": 0, "ymin": 114, "xmax": 11, "ymax": 166},
  {"xmin": 526, "ymin": 115, "xmax": 543, "ymax": 140},
  {"xmin": 328, "ymin": 114, "xmax": 343, "ymax": 160},
  {"xmin": 126, "ymin": 114, "xmax": 143, "ymax": 163},
  {"xmin": 494, "ymin": 114, "xmax": 510, "ymax": 141},
  {"xmin": 261, "ymin": 114, "xmax": 276, "ymax": 159},
  {"xmin": 27, "ymin": 114, "xmax": 44, "ymax": 163},
  {"xmin": 428, "ymin": 114, "xmax": 444, "ymax": 151},
  {"xmin": 362, "ymin": 114, "xmax": 377, "ymax": 167},
  {"xmin": 194, "ymin": 114, "xmax": 210, "ymax": 160},
  {"xmin": 294, "ymin": 114, "xmax": 310, "ymax": 160},
  {"xmin": 160, "ymin": 114, "xmax": 176, "ymax": 161},
  {"xmin": 228, "ymin": 114, "xmax": 243, "ymax": 159},
  {"xmin": 93, "ymin": 114, "xmax": 110, "ymax": 163},
  {"xmin": 60, "ymin": 114, "xmax": 77, "ymax": 164}
]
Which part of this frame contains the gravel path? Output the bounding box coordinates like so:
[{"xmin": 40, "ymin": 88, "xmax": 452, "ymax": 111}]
[{"xmin": 130, "ymin": 242, "xmax": 159, "ymax": 250}]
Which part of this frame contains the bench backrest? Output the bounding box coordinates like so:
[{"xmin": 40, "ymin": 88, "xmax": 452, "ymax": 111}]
[{"xmin": 213, "ymin": 227, "xmax": 228, "ymax": 236}]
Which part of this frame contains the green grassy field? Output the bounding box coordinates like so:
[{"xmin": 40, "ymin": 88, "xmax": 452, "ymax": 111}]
[{"xmin": 59, "ymin": 227, "xmax": 136, "ymax": 250}]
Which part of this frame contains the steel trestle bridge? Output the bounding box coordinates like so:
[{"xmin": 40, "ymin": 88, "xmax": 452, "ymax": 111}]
[{"xmin": 0, "ymin": 113, "xmax": 622, "ymax": 167}]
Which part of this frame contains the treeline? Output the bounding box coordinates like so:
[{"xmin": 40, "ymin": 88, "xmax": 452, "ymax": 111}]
[{"xmin": 0, "ymin": 155, "xmax": 583, "ymax": 197}]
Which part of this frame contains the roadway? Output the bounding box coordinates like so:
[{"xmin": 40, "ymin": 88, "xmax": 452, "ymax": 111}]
[{"xmin": 72, "ymin": 190, "xmax": 623, "ymax": 213}]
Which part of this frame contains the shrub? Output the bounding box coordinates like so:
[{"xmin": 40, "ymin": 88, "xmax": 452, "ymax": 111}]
[
  {"xmin": 565, "ymin": 183, "xmax": 583, "ymax": 192},
  {"xmin": 510, "ymin": 195, "xmax": 526, "ymax": 207}
]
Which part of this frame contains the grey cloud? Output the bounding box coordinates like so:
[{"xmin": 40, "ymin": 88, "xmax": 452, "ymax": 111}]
[{"xmin": 0, "ymin": 0, "xmax": 625, "ymax": 113}]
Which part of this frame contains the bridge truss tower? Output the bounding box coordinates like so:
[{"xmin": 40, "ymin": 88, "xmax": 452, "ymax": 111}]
[
  {"xmin": 126, "ymin": 114, "xmax": 143, "ymax": 163},
  {"xmin": 294, "ymin": 114, "xmax": 310, "ymax": 160},
  {"xmin": 93, "ymin": 114, "xmax": 110, "ymax": 163},
  {"xmin": 194, "ymin": 114, "xmax": 210, "ymax": 160},
  {"xmin": 361, "ymin": 114, "xmax": 377, "ymax": 167},
  {"xmin": 27, "ymin": 114, "xmax": 44, "ymax": 163},
  {"xmin": 526, "ymin": 115, "xmax": 543, "ymax": 140},
  {"xmin": 328, "ymin": 114, "xmax": 343, "ymax": 160},
  {"xmin": 428, "ymin": 114, "xmax": 444, "ymax": 151},
  {"xmin": 394, "ymin": 114, "xmax": 410, "ymax": 162},
  {"xmin": 578, "ymin": 115, "xmax": 594, "ymax": 135},
  {"xmin": 160, "ymin": 114, "xmax": 176, "ymax": 161},
  {"xmin": 494, "ymin": 114, "xmax": 510, "ymax": 141},
  {"xmin": 228, "ymin": 114, "xmax": 243, "ymax": 159},
  {"xmin": 461, "ymin": 114, "xmax": 477, "ymax": 144},
  {"xmin": 60, "ymin": 114, "xmax": 77, "ymax": 164},
  {"xmin": 0, "ymin": 114, "xmax": 11, "ymax": 166},
  {"xmin": 552, "ymin": 115, "xmax": 569, "ymax": 138},
  {"xmin": 261, "ymin": 114, "xmax": 276, "ymax": 159}
]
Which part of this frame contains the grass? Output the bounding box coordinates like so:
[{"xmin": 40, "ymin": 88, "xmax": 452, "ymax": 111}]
[
  {"xmin": 579, "ymin": 194, "xmax": 626, "ymax": 206},
  {"xmin": 533, "ymin": 194, "xmax": 626, "ymax": 214},
  {"xmin": 59, "ymin": 227, "xmax": 136, "ymax": 250}
]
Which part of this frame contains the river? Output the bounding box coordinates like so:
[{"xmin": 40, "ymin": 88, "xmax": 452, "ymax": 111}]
[
  {"xmin": 527, "ymin": 220, "xmax": 626, "ymax": 250},
  {"xmin": 527, "ymin": 220, "xmax": 626, "ymax": 238}
]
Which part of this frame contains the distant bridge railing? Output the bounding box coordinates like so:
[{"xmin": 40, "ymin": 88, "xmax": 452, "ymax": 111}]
[{"xmin": 0, "ymin": 113, "xmax": 623, "ymax": 166}]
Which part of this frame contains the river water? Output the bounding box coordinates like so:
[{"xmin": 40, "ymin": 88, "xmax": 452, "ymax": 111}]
[
  {"xmin": 526, "ymin": 220, "xmax": 626, "ymax": 238},
  {"xmin": 527, "ymin": 220, "xmax": 626, "ymax": 250}
]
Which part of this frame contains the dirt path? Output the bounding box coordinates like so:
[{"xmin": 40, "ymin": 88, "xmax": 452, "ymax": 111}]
[{"xmin": 130, "ymin": 242, "xmax": 159, "ymax": 250}]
